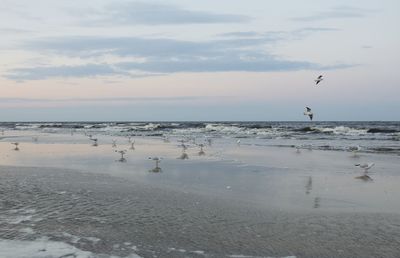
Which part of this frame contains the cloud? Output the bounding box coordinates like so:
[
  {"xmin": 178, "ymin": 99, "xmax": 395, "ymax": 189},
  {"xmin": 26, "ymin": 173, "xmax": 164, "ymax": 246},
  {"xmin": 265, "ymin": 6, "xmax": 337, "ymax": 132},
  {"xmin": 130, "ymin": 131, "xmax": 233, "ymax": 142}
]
[
  {"xmin": 292, "ymin": 6, "xmax": 375, "ymax": 22},
  {"xmin": 0, "ymin": 27, "xmax": 32, "ymax": 34},
  {"xmin": 5, "ymin": 28, "xmax": 352, "ymax": 80},
  {"xmin": 0, "ymin": 96, "xmax": 225, "ymax": 108},
  {"xmin": 75, "ymin": 2, "xmax": 250, "ymax": 26},
  {"xmin": 5, "ymin": 64, "xmax": 126, "ymax": 80}
]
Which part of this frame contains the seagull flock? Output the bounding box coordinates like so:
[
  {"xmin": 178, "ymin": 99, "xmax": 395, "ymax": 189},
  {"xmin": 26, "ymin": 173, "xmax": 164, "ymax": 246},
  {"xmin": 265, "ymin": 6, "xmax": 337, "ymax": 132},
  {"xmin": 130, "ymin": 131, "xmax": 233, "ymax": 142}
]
[
  {"xmin": 301, "ymin": 75, "xmax": 375, "ymax": 178},
  {"xmin": 303, "ymin": 74, "xmax": 324, "ymax": 121}
]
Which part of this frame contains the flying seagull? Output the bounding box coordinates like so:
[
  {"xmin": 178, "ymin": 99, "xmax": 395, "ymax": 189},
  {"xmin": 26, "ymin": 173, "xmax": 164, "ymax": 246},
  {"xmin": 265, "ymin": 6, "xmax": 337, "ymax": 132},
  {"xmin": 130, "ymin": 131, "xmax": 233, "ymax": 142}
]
[
  {"xmin": 315, "ymin": 75, "xmax": 324, "ymax": 85},
  {"xmin": 304, "ymin": 107, "xmax": 313, "ymax": 121}
]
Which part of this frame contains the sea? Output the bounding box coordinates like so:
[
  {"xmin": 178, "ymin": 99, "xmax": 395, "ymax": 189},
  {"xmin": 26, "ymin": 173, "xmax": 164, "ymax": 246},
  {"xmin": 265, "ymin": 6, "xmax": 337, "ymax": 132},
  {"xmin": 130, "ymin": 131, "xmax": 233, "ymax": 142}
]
[{"xmin": 1, "ymin": 121, "xmax": 399, "ymax": 155}]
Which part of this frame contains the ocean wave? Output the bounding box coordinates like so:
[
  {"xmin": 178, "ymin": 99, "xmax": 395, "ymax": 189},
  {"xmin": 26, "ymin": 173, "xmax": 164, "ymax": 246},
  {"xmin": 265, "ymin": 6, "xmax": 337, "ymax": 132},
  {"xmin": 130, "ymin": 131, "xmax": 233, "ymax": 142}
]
[{"xmin": 367, "ymin": 128, "xmax": 399, "ymax": 133}]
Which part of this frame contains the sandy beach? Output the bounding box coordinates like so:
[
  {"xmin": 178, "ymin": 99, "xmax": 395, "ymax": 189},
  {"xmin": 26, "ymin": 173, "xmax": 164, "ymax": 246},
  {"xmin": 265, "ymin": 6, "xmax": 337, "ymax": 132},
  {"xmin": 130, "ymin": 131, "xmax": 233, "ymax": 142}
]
[{"xmin": 1, "ymin": 130, "xmax": 400, "ymax": 257}]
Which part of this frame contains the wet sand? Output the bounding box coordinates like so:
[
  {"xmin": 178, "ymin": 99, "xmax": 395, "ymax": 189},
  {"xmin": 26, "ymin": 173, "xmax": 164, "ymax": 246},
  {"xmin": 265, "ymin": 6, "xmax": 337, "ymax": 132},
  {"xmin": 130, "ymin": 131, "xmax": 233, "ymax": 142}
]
[{"xmin": 1, "ymin": 131, "xmax": 400, "ymax": 257}]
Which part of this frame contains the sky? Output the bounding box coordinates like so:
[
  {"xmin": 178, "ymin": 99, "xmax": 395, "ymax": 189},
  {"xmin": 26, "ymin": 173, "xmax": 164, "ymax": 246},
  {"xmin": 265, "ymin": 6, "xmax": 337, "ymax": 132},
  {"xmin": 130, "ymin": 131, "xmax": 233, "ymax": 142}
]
[{"xmin": 0, "ymin": 0, "xmax": 399, "ymax": 121}]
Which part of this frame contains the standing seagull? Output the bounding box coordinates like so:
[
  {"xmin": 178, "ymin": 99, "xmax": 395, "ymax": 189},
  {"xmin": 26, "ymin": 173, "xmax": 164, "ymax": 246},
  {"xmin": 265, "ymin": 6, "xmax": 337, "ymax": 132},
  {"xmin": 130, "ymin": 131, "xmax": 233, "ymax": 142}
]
[
  {"xmin": 304, "ymin": 107, "xmax": 313, "ymax": 121},
  {"xmin": 355, "ymin": 163, "xmax": 375, "ymax": 173},
  {"xmin": 148, "ymin": 157, "xmax": 162, "ymax": 173},
  {"xmin": 315, "ymin": 75, "xmax": 324, "ymax": 85}
]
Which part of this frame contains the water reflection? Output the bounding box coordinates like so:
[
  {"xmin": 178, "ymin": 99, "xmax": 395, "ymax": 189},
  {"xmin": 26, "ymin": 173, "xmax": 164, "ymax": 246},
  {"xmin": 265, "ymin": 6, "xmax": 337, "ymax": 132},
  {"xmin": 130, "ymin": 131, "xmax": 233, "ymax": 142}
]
[
  {"xmin": 355, "ymin": 174, "xmax": 373, "ymax": 182},
  {"xmin": 313, "ymin": 197, "xmax": 321, "ymax": 208},
  {"xmin": 305, "ymin": 176, "xmax": 312, "ymax": 195}
]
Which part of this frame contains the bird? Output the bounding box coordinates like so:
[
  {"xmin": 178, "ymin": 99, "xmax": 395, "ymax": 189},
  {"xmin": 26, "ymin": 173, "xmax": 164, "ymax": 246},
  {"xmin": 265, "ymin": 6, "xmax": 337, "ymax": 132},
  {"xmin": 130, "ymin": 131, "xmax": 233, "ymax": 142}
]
[
  {"xmin": 178, "ymin": 148, "xmax": 189, "ymax": 160},
  {"xmin": 236, "ymin": 139, "xmax": 241, "ymax": 146},
  {"xmin": 90, "ymin": 138, "xmax": 98, "ymax": 147},
  {"xmin": 355, "ymin": 163, "xmax": 375, "ymax": 173},
  {"xmin": 115, "ymin": 150, "xmax": 127, "ymax": 162},
  {"xmin": 111, "ymin": 140, "xmax": 117, "ymax": 148},
  {"xmin": 11, "ymin": 142, "xmax": 19, "ymax": 151},
  {"xmin": 148, "ymin": 157, "xmax": 162, "ymax": 173},
  {"xmin": 163, "ymin": 136, "xmax": 170, "ymax": 143},
  {"xmin": 349, "ymin": 145, "xmax": 362, "ymax": 157},
  {"xmin": 198, "ymin": 144, "xmax": 205, "ymax": 156},
  {"xmin": 304, "ymin": 107, "xmax": 313, "ymax": 121},
  {"xmin": 129, "ymin": 140, "xmax": 135, "ymax": 150},
  {"xmin": 315, "ymin": 75, "xmax": 324, "ymax": 85}
]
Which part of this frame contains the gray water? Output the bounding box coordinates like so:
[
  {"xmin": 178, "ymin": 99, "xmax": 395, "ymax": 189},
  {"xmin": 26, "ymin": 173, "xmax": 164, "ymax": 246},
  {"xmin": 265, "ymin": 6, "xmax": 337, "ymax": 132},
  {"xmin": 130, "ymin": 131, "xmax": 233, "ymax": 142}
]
[{"xmin": 1, "ymin": 166, "xmax": 400, "ymax": 258}]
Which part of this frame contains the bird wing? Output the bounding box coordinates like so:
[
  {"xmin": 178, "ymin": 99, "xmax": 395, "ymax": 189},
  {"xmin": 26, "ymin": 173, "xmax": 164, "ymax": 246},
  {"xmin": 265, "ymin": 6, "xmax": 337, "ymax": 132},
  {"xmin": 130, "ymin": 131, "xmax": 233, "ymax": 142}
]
[
  {"xmin": 309, "ymin": 114, "xmax": 313, "ymax": 120},
  {"xmin": 315, "ymin": 80, "xmax": 321, "ymax": 85},
  {"xmin": 306, "ymin": 107, "xmax": 311, "ymax": 111},
  {"xmin": 318, "ymin": 75, "xmax": 323, "ymax": 79}
]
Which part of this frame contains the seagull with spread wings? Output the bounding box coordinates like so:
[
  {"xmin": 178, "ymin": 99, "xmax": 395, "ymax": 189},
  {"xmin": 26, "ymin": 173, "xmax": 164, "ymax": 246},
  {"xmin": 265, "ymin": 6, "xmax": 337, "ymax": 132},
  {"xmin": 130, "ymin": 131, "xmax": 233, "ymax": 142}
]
[
  {"xmin": 304, "ymin": 107, "xmax": 313, "ymax": 121},
  {"xmin": 315, "ymin": 75, "xmax": 324, "ymax": 85}
]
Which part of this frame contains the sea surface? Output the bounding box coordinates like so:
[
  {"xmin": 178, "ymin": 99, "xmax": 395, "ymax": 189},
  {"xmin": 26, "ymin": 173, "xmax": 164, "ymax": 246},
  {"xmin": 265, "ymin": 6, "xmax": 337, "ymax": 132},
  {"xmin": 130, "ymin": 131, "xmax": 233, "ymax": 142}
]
[{"xmin": 1, "ymin": 121, "xmax": 400, "ymax": 154}]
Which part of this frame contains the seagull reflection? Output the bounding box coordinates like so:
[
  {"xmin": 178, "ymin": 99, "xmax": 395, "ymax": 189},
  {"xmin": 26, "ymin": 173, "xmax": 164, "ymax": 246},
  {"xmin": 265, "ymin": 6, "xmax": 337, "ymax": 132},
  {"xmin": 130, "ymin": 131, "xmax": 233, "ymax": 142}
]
[
  {"xmin": 355, "ymin": 174, "xmax": 373, "ymax": 181},
  {"xmin": 305, "ymin": 176, "xmax": 312, "ymax": 195},
  {"xmin": 313, "ymin": 197, "xmax": 321, "ymax": 208},
  {"xmin": 148, "ymin": 157, "xmax": 162, "ymax": 173}
]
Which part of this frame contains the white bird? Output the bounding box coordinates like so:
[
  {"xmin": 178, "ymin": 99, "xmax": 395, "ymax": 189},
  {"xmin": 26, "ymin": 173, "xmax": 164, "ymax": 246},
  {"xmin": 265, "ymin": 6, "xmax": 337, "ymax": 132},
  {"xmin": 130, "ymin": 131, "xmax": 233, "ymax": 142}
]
[
  {"xmin": 130, "ymin": 140, "xmax": 135, "ymax": 150},
  {"xmin": 112, "ymin": 139, "xmax": 117, "ymax": 148},
  {"xmin": 315, "ymin": 75, "xmax": 324, "ymax": 85},
  {"xmin": 198, "ymin": 144, "xmax": 205, "ymax": 156},
  {"xmin": 236, "ymin": 139, "xmax": 241, "ymax": 146},
  {"xmin": 90, "ymin": 138, "xmax": 98, "ymax": 147},
  {"xmin": 304, "ymin": 107, "xmax": 313, "ymax": 121},
  {"xmin": 148, "ymin": 157, "xmax": 162, "ymax": 172},
  {"xmin": 115, "ymin": 150, "xmax": 127, "ymax": 162},
  {"xmin": 11, "ymin": 142, "xmax": 19, "ymax": 151},
  {"xmin": 349, "ymin": 145, "xmax": 362, "ymax": 156},
  {"xmin": 355, "ymin": 163, "xmax": 375, "ymax": 173},
  {"xmin": 178, "ymin": 149, "xmax": 189, "ymax": 160}
]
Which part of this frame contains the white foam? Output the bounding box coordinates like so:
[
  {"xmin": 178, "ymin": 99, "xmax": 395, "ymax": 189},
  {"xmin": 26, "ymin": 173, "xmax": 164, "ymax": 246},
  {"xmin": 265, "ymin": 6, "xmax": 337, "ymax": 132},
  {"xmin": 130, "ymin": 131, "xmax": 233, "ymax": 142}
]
[
  {"xmin": 18, "ymin": 227, "xmax": 35, "ymax": 235},
  {"xmin": 0, "ymin": 239, "xmax": 142, "ymax": 258},
  {"xmin": 7, "ymin": 215, "xmax": 33, "ymax": 224},
  {"xmin": 191, "ymin": 250, "xmax": 205, "ymax": 255}
]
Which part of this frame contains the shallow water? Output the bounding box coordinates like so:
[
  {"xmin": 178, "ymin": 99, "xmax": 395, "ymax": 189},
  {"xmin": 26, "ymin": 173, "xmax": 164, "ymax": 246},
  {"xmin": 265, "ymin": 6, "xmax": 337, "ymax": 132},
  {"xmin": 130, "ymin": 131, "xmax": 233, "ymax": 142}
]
[
  {"xmin": 1, "ymin": 166, "xmax": 400, "ymax": 258},
  {"xmin": 1, "ymin": 130, "xmax": 400, "ymax": 257}
]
